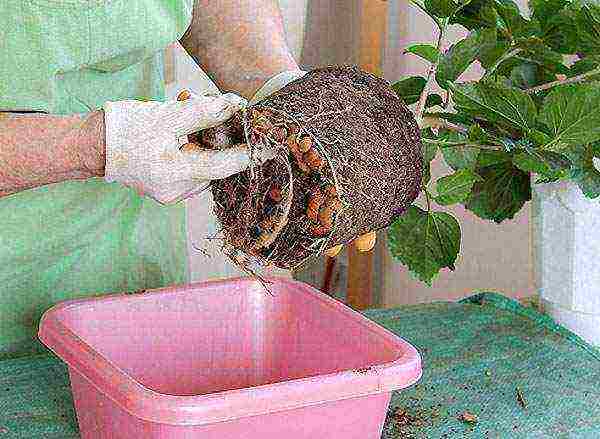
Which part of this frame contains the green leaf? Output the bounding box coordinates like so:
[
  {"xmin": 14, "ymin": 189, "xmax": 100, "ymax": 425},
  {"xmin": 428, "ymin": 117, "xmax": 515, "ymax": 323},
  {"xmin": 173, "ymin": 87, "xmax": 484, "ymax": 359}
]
[
  {"xmin": 512, "ymin": 150, "xmax": 571, "ymax": 181},
  {"xmin": 478, "ymin": 32, "xmax": 511, "ymax": 70},
  {"xmin": 450, "ymin": 81, "xmax": 537, "ymax": 131},
  {"xmin": 527, "ymin": 129, "xmax": 553, "ymax": 147},
  {"xmin": 539, "ymin": 84, "xmax": 600, "ymax": 151},
  {"xmin": 534, "ymin": 169, "xmax": 570, "ymax": 184},
  {"xmin": 543, "ymin": 9, "xmax": 582, "ymax": 54},
  {"xmin": 564, "ymin": 144, "xmax": 600, "ymax": 198},
  {"xmin": 422, "ymin": 136, "xmax": 440, "ymax": 163},
  {"xmin": 468, "ymin": 123, "xmax": 499, "ymax": 144},
  {"xmin": 435, "ymin": 169, "xmax": 483, "ymax": 205},
  {"xmin": 387, "ymin": 206, "xmax": 461, "ymax": 285},
  {"xmin": 434, "ymin": 131, "xmax": 482, "ymax": 170},
  {"xmin": 452, "ymin": 0, "xmax": 501, "ymax": 29},
  {"xmin": 425, "ymin": 93, "xmax": 444, "ymax": 108},
  {"xmin": 514, "ymin": 37, "xmax": 568, "ymax": 75},
  {"xmin": 464, "ymin": 161, "xmax": 532, "ymax": 223},
  {"xmin": 392, "ymin": 76, "xmax": 427, "ymax": 105},
  {"xmin": 404, "ymin": 44, "xmax": 441, "ymax": 63},
  {"xmin": 442, "ymin": 144, "xmax": 481, "ymax": 170},
  {"xmin": 495, "ymin": 0, "xmax": 537, "ymax": 38},
  {"xmin": 476, "ymin": 150, "xmax": 512, "ymax": 167},
  {"xmin": 423, "ymin": 112, "xmax": 474, "ymax": 126},
  {"xmin": 437, "ymin": 30, "xmax": 493, "ymax": 88},
  {"xmin": 425, "ymin": 0, "xmax": 460, "ymax": 18},
  {"xmin": 530, "ymin": 0, "xmax": 569, "ymax": 29},
  {"xmin": 568, "ymin": 56, "xmax": 600, "ymax": 81},
  {"xmin": 453, "ymin": 0, "xmax": 533, "ymax": 37},
  {"xmin": 421, "ymin": 130, "xmax": 440, "ymax": 185},
  {"xmin": 544, "ymin": 2, "xmax": 600, "ymax": 55},
  {"xmin": 512, "ymin": 152, "xmax": 551, "ymax": 174},
  {"xmin": 508, "ymin": 63, "xmax": 538, "ymax": 89}
]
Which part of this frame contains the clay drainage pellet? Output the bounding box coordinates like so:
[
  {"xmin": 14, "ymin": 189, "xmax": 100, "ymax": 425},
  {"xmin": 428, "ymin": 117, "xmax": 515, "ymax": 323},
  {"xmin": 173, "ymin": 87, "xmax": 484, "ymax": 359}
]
[{"xmin": 204, "ymin": 65, "xmax": 423, "ymax": 274}]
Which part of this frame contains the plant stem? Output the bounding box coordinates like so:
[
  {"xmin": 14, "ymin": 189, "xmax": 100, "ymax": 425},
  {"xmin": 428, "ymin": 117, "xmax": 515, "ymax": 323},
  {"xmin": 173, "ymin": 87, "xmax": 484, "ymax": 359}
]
[
  {"xmin": 422, "ymin": 138, "xmax": 503, "ymax": 150},
  {"xmin": 525, "ymin": 67, "xmax": 600, "ymax": 94},
  {"xmin": 416, "ymin": 18, "xmax": 449, "ymax": 126},
  {"xmin": 421, "ymin": 117, "xmax": 468, "ymax": 134},
  {"xmin": 423, "ymin": 185, "xmax": 432, "ymax": 212}
]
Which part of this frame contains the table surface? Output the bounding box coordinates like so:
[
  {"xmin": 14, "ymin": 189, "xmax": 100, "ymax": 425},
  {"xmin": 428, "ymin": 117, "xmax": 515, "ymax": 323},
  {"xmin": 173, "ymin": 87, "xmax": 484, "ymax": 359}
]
[{"xmin": 1, "ymin": 292, "xmax": 600, "ymax": 438}]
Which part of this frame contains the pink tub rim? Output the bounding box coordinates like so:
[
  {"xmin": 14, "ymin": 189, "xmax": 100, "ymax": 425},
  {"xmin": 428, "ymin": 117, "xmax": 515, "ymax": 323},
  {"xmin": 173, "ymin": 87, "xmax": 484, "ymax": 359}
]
[{"xmin": 38, "ymin": 276, "xmax": 422, "ymax": 426}]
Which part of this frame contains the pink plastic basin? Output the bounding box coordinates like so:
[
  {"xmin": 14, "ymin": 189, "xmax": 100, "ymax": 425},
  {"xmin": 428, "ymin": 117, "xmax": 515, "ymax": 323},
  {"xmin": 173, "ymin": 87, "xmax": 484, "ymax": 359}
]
[{"xmin": 38, "ymin": 277, "xmax": 421, "ymax": 438}]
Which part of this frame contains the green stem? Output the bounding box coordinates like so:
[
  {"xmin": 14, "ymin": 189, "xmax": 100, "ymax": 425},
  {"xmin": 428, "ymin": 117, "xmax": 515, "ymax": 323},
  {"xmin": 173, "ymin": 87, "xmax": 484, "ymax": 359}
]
[
  {"xmin": 422, "ymin": 139, "xmax": 503, "ymax": 150},
  {"xmin": 416, "ymin": 17, "xmax": 449, "ymax": 125},
  {"xmin": 423, "ymin": 185, "xmax": 432, "ymax": 212}
]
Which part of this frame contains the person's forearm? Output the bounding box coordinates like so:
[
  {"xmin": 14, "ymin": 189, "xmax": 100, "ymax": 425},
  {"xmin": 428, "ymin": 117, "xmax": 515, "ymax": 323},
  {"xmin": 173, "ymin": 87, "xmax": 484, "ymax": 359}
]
[
  {"xmin": 0, "ymin": 111, "xmax": 105, "ymax": 197},
  {"xmin": 180, "ymin": 0, "xmax": 299, "ymax": 100}
]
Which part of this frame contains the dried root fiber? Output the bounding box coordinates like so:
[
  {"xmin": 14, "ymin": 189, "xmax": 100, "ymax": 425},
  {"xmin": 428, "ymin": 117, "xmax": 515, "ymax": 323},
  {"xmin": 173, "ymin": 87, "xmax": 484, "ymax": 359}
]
[{"xmin": 206, "ymin": 65, "xmax": 423, "ymax": 271}]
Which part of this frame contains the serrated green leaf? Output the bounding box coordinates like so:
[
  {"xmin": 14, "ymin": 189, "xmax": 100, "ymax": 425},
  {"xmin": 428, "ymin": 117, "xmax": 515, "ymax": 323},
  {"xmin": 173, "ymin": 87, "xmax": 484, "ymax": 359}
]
[
  {"xmin": 442, "ymin": 144, "xmax": 481, "ymax": 170},
  {"xmin": 450, "ymin": 81, "xmax": 537, "ymax": 131},
  {"xmin": 423, "ymin": 138, "xmax": 439, "ymax": 163},
  {"xmin": 530, "ymin": 0, "xmax": 570, "ymax": 29},
  {"xmin": 478, "ymin": 31, "xmax": 510, "ymax": 70},
  {"xmin": 564, "ymin": 144, "xmax": 600, "ymax": 198},
  {"xmin": 435, "ymin": 169, "xmax": 483, "ymax": 205},
  {"xmin": 464, "ymin": 161, "xmax": 532, "ymax": 223},
  {"xmin": 421, "ymin": 130, "xmax": 440, "ymax": 185},
  {"xmin": 512, "ymin": 152, "xmax": 550, "ymax": 174},
  {"xmin": 392, "ymin": 76, "xmax": 427, "ymax": 105},
  {"xmin": 452, "ymin": 0, "xmax": 500, "ymax": 29},
  {"xmin": 404, "ymin": 44, "xmax": 441, "ymax": 63},
  {"xmin": 453, "ymin": 0, "xmax": 533, "ymax": 37},
  {"xmin": 513, "ymin": 149, "xmax": 572, "ymax": 175},
  {"xmin": 495, "ymin": 0, "xmax": 537, "ymax": 37},
  {"xmin": 425, "ymin": 0, "xmax": 460, "ymax": 18},
  {"xmin": 528, "ymin": 129, "xmax": 553, "ymax": 147},
  {"xmin": 514, "ymin": 37, "xmax": 568, "ymax": 75},
  {"xmin": 508, "ymin": 63, "xmax": 538, "ymax": 89},
  {"xmin": 434, "ymin": 131, "xmax": 483, "ymax": 170},
  {"xmin": 544, "ymin": 2, "xmax": 600, "ymax": 55},
  {"xmin": 539, "ymin": 84, "xmax": 600, "ymax": 151},
  {"xmin": 543, "ymin": 9, "xmax": 581, "ymax": 54},
  {"xmin": 426, "ymin": 93, "xmax": 444, "ymax": 108},
  {"xmin": 468, "ymin": 123, "xmax": 499, "ymax": 144},
  {"xmin": 476, "ymin": 150, "xmax": 512, "ymax": 167},
  {"xmin": 437, "ymin": 30, "xmax": 492, "ymax": 88},
  {"xmin": 387, "ymin": 206, "xmax": 461, "ymax": 285}
]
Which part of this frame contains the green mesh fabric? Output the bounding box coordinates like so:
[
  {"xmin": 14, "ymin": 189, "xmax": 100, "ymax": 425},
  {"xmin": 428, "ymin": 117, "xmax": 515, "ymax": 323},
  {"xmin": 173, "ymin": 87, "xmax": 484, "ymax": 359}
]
[
  {"xmin": 1, "ymin": 293, "xmax": 599, "ymax": 438},
  {"xmin": 372, "ymin": 293, "xmax": 600, "ymax": 438},
  {"xmin": 0, "ymin": 0, "xmax": 192, "ymax": 356}
]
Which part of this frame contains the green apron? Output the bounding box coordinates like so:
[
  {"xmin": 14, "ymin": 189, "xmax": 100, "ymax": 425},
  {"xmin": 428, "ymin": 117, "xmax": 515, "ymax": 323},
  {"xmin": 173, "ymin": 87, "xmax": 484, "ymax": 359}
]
[{"xmin": 0, "ymin": 0, "xmax": 194, "ymax": 356}]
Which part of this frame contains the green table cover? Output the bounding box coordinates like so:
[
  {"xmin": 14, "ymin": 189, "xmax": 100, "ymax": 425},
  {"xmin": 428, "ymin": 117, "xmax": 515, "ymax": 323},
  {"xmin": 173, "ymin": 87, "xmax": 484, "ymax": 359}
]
[{"xmin": 1, "ymin": 293, "xmax": 599, "ymax": 438}]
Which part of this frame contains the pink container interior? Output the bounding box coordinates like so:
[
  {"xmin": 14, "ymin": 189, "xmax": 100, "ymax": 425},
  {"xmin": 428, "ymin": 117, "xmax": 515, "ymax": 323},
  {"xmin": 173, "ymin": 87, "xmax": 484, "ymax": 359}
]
[{"xmin": 39, "ymin": 277, "xmax": 421, "ymax": 434}]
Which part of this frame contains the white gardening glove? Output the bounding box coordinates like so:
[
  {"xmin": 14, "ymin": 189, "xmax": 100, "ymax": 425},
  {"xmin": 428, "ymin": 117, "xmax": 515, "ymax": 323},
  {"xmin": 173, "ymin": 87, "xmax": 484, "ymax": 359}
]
[{"xmin": 103, "ymin": 92, "xmax": 249, "ymax": 205}]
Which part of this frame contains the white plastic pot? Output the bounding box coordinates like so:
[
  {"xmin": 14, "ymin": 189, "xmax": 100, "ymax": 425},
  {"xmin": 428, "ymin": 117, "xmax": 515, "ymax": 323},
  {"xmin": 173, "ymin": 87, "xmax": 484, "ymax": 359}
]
[{"xmin": 532, "ymin": 179, "xmax": 600, "ymax": 346}]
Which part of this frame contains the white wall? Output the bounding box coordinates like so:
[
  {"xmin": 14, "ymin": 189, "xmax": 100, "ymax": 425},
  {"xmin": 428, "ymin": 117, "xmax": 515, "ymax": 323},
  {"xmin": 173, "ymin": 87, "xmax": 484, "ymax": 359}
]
[{"xmin": 380, "ymin": 0, "xmax": 534, "ymax": 306}]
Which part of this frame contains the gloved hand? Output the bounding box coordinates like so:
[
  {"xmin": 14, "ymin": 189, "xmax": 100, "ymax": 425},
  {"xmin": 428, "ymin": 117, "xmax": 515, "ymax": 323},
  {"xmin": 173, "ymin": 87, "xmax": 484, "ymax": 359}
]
[
  {"xmin": 103, "ymin": 91, "xmax": 249, "ymax": 205},
  {"xmin": 251, "ymin": 70, "xmax": 377, "ymax": 256}
]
